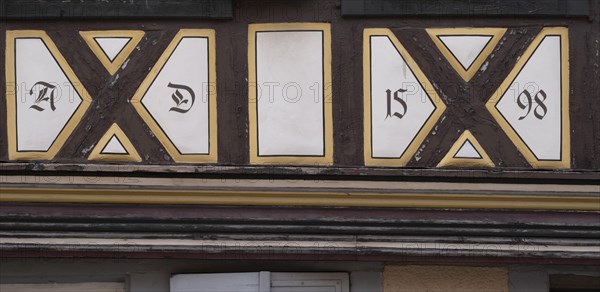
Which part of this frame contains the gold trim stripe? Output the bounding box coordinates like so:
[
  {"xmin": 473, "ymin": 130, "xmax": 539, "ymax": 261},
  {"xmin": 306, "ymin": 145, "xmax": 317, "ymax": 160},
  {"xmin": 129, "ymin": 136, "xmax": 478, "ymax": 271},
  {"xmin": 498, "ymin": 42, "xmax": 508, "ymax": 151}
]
[
  {"xmin": 1, "ymin": 188, "xmax": 597, "ymax": 211},
  {"xmin": 3, "ymin": 176, "xmax": 598, "ymax": 193}
]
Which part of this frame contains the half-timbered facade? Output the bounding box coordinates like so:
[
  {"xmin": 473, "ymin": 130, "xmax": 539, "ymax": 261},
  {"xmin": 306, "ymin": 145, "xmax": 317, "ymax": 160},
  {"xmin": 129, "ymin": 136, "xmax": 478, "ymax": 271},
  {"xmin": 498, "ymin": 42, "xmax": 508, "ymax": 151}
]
[{"xmin": 1, "ymin": 0, "xmax": 599, "ymax": 291}]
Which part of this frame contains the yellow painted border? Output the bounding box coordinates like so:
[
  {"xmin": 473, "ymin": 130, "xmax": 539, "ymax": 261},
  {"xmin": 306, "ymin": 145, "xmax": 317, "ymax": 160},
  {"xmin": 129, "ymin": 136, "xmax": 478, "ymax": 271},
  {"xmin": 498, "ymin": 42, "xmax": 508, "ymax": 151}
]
[
  {"xmin": 0, "ymin": 187, "xmax": 597, "ymax": 211},
  {"xmin": 437, "ymin": 130, "xmax": 495, "ymax": 168},
  {"xmin": 363, "ymin": 28, "xmax": 447, "ymax": 167},
  {"xmin": 88, "ymin": 123, "xmax": 142, "ymax": 162},
  {"xmin": 5, "ymin": 30, "xmax": 92, "ymax": 161},
  {"xmin": 79, "ymin": 30, "xmax": 145, "ymax": 76},
  {"xmin": 426, "ymin": 28, "xmax": 507, "ymax": 82},
  {"xmin": 248, "ymin": 23, "xmax": 333, "ymax": 165},
  {"xmin": 486, "ymin": 27, "xmax": 570, "ymax": 169},
  {"xmin": 131, "ymin": 29, "xmax": 217, "ymax": 163}
]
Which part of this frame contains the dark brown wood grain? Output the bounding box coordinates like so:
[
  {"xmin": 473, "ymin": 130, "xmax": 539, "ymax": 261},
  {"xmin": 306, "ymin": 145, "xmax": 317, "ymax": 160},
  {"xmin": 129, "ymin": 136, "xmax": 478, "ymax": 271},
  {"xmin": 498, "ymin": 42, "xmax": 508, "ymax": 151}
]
[
  {"xmin": 341, "ymin": 0, "xmax": 591, "ymax": 17},
  {"xmin": 3, "ymin": 250, "xmax": 598, "ymax": 266},
  {"xmin": 0, "ymin": 27, "xmax": 6, "ymax": 162},
  {"xmin": 1, "ymin": 0, "xmax": 234, "ymax": 19},
  {"xmin": 593, "ymin": 0, "xmax": 600, "ymax": 171},
  {"xmin": 575, "ymin": 0, "xmax": 600, "ymax": 171},
  {"xmin": 1, "ymin": 162, "xmax": 599, "ymax": 182},
  {"xmin": 394, "ymin": 27, "xmax": 540, "ymax": 168},
  {"xmin": 1, "ymin": 202, "xmax": 599, "ymax": 263},
  {"xmin": 50, "ymin": 27, "xmax": 179, "ymax": 164},
  {"xmin": 1, "ymin": 0, "xmax": 598, "ymax": 177},
  {"xmin": 2, "ymin": 203, "xmax": 598, "ymax": 237}
]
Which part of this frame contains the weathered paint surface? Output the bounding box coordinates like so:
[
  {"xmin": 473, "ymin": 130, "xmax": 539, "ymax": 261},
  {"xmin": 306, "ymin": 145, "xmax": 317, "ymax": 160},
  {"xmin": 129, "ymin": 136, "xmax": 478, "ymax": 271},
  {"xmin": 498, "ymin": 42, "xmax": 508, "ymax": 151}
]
[{"xmin": 1, "ymin": 0, "xmax": 599, "ymax": 175}]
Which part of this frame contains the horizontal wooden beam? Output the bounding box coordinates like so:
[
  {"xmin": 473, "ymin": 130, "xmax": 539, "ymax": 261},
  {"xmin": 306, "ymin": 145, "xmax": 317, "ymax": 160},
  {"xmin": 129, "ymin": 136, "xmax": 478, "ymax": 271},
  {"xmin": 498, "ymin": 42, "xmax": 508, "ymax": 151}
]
[
  {"xmin": 1, "ymin": 186, "xmax": 598, "ymax": 211},
  {"xmin": 1, "ymin": 163, "xmax": 599, "ymax": 183},
  {"xmin": 2, "ymin": 204, "xmax": 599, "ymax": 238},
  {"xmin": 1, "ymin": 236, "xmax": 598, "ymax": 261},
  {"xmin": 341, "ymin": 0, "xmax": 590, "ymax": 17},
  {"xmin": 2, "ymin": 176, "xmax": 598, "ymax": 210},
  {"xmin": 0, "ymin": 0, "xmax": 234, "ymax": 19}
]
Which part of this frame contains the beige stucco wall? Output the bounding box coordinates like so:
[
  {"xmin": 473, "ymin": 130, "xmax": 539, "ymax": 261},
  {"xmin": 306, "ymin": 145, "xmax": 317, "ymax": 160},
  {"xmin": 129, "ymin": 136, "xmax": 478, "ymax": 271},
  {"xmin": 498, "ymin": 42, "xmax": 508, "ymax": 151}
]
[{"xmin": 384, "ymin": 265, "xmax": 508, "ymax": 292}]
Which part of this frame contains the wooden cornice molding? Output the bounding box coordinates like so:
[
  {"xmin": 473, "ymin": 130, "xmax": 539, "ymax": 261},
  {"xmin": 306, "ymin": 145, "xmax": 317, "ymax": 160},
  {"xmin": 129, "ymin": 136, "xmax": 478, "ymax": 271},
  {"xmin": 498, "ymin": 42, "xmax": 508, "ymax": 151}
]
[{"xmin": 1, "ymin": 176, "xmax": 598, "ymax": 211}]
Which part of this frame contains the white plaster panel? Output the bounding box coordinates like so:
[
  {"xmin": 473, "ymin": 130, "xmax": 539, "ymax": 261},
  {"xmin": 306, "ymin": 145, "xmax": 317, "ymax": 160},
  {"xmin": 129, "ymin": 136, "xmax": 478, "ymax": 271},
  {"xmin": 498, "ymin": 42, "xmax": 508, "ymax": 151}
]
[
  {"xmin": 255, "ymin": 31, "xmax": 325, "ymax": 156},
  {"xmin": 496, "ymin": 36, "xmax": 562, "ymax": 160},
  {"xmin": 15, "ymin": 38, "xmax": 83, "ymax": 151},
  {"xmin": 141, "ymin": 37, "xmax": 210, "ymax": 154},
  {"xmin": 454, "ymin": 140, "xmax": 481, "ymax": 158},
  {"xmin": 101, "ymin": 135, "xmax": 127, "ymax": 154},
  {"xmin": 438, "ymin": 35, "xmax": 491, "ymax": 70},
  {"xmin": 370, "ymin": 36, "xmax": 436, "ymax": 158},
  {"xmin": 94, "ymin": 37, "xmax": 131, "ymax": 61}
]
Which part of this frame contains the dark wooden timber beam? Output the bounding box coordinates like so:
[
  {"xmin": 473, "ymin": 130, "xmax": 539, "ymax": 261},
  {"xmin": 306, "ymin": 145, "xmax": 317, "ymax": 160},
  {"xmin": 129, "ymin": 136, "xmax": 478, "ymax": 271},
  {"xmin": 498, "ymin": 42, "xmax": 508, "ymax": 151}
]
[
  {"xmin": 1, "ymin": 204, "xmax": 599, "ymax": 238},
  {"xmin": 341, "ymin": 0, "xmax": 590, "ymax": 17},
  {"xmin": 0, "ymin": 0, "xmax": 234, "ymax": 20}
]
